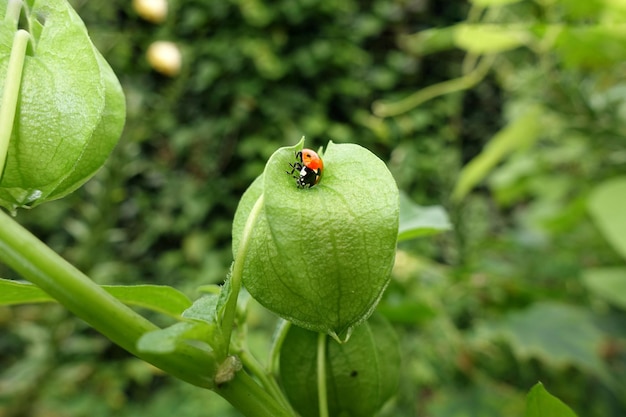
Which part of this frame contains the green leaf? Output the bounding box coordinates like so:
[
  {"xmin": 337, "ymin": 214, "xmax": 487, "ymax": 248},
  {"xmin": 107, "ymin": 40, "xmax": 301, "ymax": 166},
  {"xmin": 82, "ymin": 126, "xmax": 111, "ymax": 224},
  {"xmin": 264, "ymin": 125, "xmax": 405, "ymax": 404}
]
[
  {"xmin": 0, "ymin": 277, "xmax": 52, "ymax": 304},
  {"xmin": 181, "ymin": 283, "xmax": 232, "ymax": 358},
  {"xmin": 183, "ymin": 293, "xmax": 221, "ymax": 323},
  {"xmin": 398, "ymin": 192, "xmax": 451, "ymax": 241},
  {"xmin": 0, "ymin": 0, "xmax": 125, "ymax": 211},
  {"xmin": 137, "ymin": 321, "xmax": 214, "ymax": 354},
  {"xmin": 588, "ymin": 177, "xmax": 626, "ymax": 260},
  {"xmin": 104, "ymin": 285, "xmax": 192, "ymax": 317},
  {"xmin": 582, "ymin": 267, "xmax": 626, "ymax": 310},
  {"xmin": 0, "ymin": 278, "xmax": 191, "ymax": 318},
  {"xmin": 557, "ymin": 0, "xmax": 605, "ymax": 20},
  {"xmin": 452, "ymin": 105, "xmax": 543, "ymax": 201},
  {"xmin": 233, "ymin": 140, "xmax": 399, "ymax": 339},
  {"xmin": 485, "ymin": 302, "xmax": 608, "ymax": 379},
  {"xmin": 279, "ymin": 314, "xmax": 400, "ymax": 417},
  {"xmin": 555, "ymin": 26, "xmax": 626, "ymax": 69},
  {"xmin": 525, "ymin": 382, "xmax": 578, "ymax": 417},
  {"xmin": 428, "ymin": 383, "xmax": 525, "ymax": 417},
  {"xmin": 453, "ymin": 24, "xmax": 530, "ymax": 54}
]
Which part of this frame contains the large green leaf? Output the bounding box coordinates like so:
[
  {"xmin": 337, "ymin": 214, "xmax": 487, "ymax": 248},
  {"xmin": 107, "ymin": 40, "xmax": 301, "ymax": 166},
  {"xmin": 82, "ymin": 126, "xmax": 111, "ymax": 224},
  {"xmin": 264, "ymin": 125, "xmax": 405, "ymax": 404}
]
[
  {"xmin": 525, "ymin": 383, "xmax": 578, "ymax": 417},
  {"xmin": 0, "ymin": 0, "xmax": 125, "ymax": 211},
  {"xmin": 582, "ymin": 267, "xmax": 626, "ymax": 310},
  {"xmin": 588, "ymin": 177, "xmax": 626, "ymax": 260},
  {"xmin": 482, "ymin": 302, "xmax": 609, "ymax": 380},
  {"xmin": 233, "ymin": 140, "xmax": 399, "ymax": 340},
  {"xmin": 0, "ymin": 278, "xmax": 191, "ymax": 317}
]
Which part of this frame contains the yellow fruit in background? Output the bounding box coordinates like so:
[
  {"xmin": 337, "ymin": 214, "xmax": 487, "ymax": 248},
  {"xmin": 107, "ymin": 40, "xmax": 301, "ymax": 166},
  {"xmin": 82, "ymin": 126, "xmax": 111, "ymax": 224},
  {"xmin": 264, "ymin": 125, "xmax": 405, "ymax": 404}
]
[
  {"xmin": 132, "ymin": 0, "xmax": 168, "ymax": 24},
  {"xmin": 146, "ymin": 41, "xmax": 182, "ymax": 77}
]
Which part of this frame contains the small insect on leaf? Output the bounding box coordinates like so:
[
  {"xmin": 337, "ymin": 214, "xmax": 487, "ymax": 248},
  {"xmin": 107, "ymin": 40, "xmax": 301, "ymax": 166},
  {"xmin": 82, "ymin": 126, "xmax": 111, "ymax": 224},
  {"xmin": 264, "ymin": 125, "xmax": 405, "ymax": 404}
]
[{"xmin": 286, "ymin": 148, "xmax": 324, "ymax": 188}]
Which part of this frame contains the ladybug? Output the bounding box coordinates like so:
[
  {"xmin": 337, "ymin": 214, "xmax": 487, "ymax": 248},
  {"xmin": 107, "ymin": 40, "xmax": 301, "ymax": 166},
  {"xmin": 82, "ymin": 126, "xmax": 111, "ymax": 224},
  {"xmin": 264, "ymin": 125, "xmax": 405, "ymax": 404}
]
[{"xmin": 287, "ymin": 148, "xmax": 324, "ymax": 188}]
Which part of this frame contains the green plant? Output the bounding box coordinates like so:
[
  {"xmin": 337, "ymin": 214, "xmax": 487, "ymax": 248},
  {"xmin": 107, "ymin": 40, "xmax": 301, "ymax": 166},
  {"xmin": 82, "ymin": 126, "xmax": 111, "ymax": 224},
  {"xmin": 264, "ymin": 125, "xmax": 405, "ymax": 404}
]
[
  {"xmin": 0, "ymin": 2, "xmax": 415, "ymax": 415},
  {"xmin": 1, "ymin": 0, "xmax": 614, "ymax": 416}
]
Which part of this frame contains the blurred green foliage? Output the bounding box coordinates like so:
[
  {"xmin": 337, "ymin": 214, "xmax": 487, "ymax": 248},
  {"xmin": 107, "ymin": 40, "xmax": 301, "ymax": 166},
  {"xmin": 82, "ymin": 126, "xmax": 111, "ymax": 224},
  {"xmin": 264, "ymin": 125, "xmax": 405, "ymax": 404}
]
[{"xmin": 1, "ymin": 0, "xmax": 626, "ymax": 416}]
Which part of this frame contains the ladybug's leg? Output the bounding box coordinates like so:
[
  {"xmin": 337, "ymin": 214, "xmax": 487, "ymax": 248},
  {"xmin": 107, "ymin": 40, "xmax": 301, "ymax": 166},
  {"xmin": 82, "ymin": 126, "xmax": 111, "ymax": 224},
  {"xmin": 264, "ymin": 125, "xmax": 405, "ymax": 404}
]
[{"xmin": 286, "ymin": 162, "xmax": 303, "ymax": 177}]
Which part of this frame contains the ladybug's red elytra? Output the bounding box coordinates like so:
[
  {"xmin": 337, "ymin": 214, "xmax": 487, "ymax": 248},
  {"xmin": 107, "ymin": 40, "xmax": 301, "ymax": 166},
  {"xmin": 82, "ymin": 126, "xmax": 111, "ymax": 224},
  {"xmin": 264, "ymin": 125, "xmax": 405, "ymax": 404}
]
[{"xmin": 287, "ymin": 148, "xmax": 324, "ymax": 188}]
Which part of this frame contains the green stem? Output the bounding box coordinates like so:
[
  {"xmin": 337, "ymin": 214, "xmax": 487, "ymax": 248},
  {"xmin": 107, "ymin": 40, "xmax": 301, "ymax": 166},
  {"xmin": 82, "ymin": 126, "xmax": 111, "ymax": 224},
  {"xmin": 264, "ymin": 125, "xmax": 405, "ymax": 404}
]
[
  {"xmin": 372, "ymin": 54, "xmax": 496, "ymax": 118},
  {"xmin": 216, "ymin": 369, "xmax": 293, "ymax": 417},
  {"xmin": 222, "ymin": 194, "xmax": 264, "ymax": 354},
  {"xmin": 5, "ymin": 0, "xmax": 22, "ymax": 25},
  {"xmin": 0, "ymin": 210, "xmax": 297, "ymax": 415},
  {"xmin": 0, "ymin": 29, "xmax": 29, "ymax": 178},
  {"xmin": 269, "ymin": 319, "xmax": 291, "ymax": 377},
  {"xmin": 239, "ymin": 348, "xmax": 296, "ymax": 414},
  {"xmin": 317, "ymin": 332, "xmax": 329, "ymax": 417},
  {"xmin": 0, "ymin": 210, "xmax": 214, "ymax": 388}
]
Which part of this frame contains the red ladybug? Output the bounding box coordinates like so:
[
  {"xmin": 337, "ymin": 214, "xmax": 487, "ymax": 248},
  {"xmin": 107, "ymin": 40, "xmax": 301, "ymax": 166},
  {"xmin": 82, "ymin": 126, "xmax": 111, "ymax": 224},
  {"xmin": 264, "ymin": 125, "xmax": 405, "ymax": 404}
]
[{"xmin": 287, "ymin": 148, "xmax": 324, "ymax": 188}]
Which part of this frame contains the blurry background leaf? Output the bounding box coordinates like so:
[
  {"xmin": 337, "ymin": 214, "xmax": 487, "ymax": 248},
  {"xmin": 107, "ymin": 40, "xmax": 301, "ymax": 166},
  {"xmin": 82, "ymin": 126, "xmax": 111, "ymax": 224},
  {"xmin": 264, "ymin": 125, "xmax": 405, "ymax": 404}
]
[
  {"xmin": 398, "ymin": 192, "xmax": 451, "ymax": 241},
  {"xmin": 582, "ymin": 268, "xmax": 626, "ymax": 310},
  {"xmin": 452, "ymin": 105, "xmax": 543, "ymax": 201},
  {"xmin": 480, "ymin": 302, "xmax": 609, "ymax": 381},
  {"xmin": 555, "ymin": 26, "xmax": 626, "ymax": 69},
  {"xmin": 525, "ymin": 383, "xmax": 578, "ymax": 417},
  {"xmin": 588, "ymin": 178, "xmax": 626, "ymax": 260},
  {"xmin": 427, "ymin": 382, "xmax": 525, "ymax": 417}
]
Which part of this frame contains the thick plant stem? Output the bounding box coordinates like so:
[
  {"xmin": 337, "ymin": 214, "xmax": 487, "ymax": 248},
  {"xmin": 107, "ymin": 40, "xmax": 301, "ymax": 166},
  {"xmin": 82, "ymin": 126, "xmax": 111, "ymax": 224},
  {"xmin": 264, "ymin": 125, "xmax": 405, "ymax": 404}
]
[
  {"xmin": 216, "ymin": 369, "xmax": 294, "ymax": 417},
  {"xmin": 223, "ymin": 194, "xmax": 264, "ymax": 354},
  {"xmin": 0, "ymin": 29, "xmax": 29, "ymax": 178},
  {"xmin": 0, "ymin": 210, "xmax": 214, "ymax": 389},
  {"xmin": 0, "ymin": 210, "xmax": 297, "ymax": 415},
  {"xmin": 317, "ymin": 332, "xmax": 329, "ymax": 417},
  {"xmin": 239, "ymin": 349, "xmax": 296, "ymax": 414},
  {"xmin": 0, "ymin": 211, "xmax": 296, "ymax": 415}
]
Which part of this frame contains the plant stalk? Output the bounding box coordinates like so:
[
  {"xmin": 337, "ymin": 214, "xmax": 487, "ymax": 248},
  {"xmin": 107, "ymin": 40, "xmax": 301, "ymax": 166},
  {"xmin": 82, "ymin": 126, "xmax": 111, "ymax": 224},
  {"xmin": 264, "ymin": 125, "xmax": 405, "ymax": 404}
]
[
  {"xmin": 5, "ymin": 0, "xmax": 22, "ymax": 24},
  {"xmin": 372, "ymin": 54, "xmax": 496, "ymax": 118},
  {"xmin": 0, "ymin": 29, "xmax": 29, "ymax": 178},
  {"xmin": 239, "ymin": 348, "xmax": 296, "ymax": 414},
  {"xmin": 223, "ymin": 194, "xmax": 264, "ymax": 353},
  {"xmin": 317, "ymin": 332, "xmax": 329, "ymax": 417},
  {"xmin": 0, "ymin": 210, "xmax": 214, "ymax": 388},
  {"xmin": 216, "ymin": 369, "xmax": 294, "ymax": 417}
]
